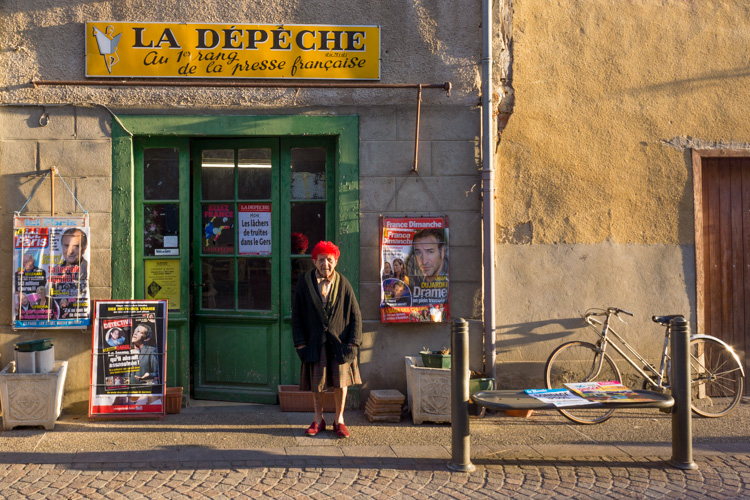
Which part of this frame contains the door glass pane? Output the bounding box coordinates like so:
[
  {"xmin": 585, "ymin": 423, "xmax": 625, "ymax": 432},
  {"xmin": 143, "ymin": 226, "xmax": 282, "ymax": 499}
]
[
  {"xmin": 144, "ymin": 148, "xmax": 179, "ymax": 200},
  {"xmin": 238, "ymin": 258, "xmax": 272, "ymax": 310},
  {"xmin": 144, "ymin": 204, "xmax": 180, "ymax": 256},
  {"xmin": 202, "ymin": 258, "xmax": 234, "ymax": 309},
  {"xmin": 238, "ymin": 148, "xmax": 272, "ymax": 199},
  {"xmin": 201, "ymin": 204, "xmax": 235, "ymax": 254},
  {"xmin": 290, "ymin": 147, "xmax": 326, "ymax": 199},
  {"xmin": 291, "ymin": 202, "xmax": 325, "ymax": 251},
  {"xmin": 202, "ymin": 149, "xmax": 235, "ymax": 200},
  {"xmin": 291, "ymin": 257, "xmax": 315, "ymax": 302}
]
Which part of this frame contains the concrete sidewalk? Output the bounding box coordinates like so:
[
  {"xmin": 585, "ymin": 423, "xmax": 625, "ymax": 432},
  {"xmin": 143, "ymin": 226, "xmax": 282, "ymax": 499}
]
[{"xmin": 1, "ymin": 400, "xmax": 749, "ymax": 498}]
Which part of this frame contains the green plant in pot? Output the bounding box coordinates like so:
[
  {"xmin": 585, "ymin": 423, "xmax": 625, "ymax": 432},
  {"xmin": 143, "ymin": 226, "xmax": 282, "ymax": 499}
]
[
  {"xmin": 419, "ymin": 347, "xmax": 451, "ymax": 369},
  {"xmin": 468, "ymin": 371, "xmax": 495, "ymax": 417}
]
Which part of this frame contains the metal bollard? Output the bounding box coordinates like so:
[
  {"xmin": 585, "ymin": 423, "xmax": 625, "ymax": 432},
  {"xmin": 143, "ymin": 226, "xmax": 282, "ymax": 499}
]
[
  {"xmin": 448, "ymin": 318, "xmax": 475, "ymax": 472},
  {"xmin": 669, "ymin": 317, "xmax": 698, "ymax": 470}
]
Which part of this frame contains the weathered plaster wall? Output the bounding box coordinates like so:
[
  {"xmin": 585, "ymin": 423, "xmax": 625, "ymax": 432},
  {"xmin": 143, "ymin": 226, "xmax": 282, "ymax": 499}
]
[
  {"xmin": 496, "ymin": 0, "xmax": 750, "ymax": 380},
  {"xmin": 0, "ymin": 1, "xmax": 489, "ymax": 410},
  {"xmin": 1, "ymin": 0, "xmax": 482, "ymax": 107},
  {"xmin": 0, "ymin": 107, "xmax": 113, "ymax": 410}
]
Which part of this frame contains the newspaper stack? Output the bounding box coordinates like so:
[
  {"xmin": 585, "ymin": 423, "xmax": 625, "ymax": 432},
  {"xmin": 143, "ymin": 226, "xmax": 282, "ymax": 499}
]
[{"xmin": 365, "ymin": 389, "xmax": 405, "ymax": 422}]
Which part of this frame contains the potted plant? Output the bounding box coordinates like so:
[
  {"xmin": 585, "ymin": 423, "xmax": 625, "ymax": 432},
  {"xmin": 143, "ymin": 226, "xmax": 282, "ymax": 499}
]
[
  {"xmin": 468, "ymin": 371, "xmax": 495, "ymax": 417},
  {"xmin": 419, "ymin": 347, "xmax": 451, "ymax": 369}
]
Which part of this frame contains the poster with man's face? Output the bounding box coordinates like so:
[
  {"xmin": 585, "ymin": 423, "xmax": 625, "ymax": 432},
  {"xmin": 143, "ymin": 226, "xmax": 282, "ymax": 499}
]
[
  {"xmin": 89, "ymin": 300, "xmax": 167, "ymax": 417},
  {"xmin": 379, "ymin": 216, "xmax": 449, "ymax": 323},
  {"xmin": 12, "ymin": 216, "xmax": 91, "ymax": 329}
]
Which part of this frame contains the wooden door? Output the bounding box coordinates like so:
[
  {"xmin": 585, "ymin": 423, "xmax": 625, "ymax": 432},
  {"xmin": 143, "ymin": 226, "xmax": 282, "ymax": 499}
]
[
  {"xmin": 192, "ymin": 139, "xmax": 281, "ymax": 403},
  {"xmin": 699, "ymin": 156, "xmax": 750, "ymax": 391}
]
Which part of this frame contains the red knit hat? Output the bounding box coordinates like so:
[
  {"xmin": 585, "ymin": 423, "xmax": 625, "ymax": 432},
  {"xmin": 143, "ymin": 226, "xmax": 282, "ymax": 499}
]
[{"xmin": 311, "ymin": 241, "xmax": 340, "ymax": 260}]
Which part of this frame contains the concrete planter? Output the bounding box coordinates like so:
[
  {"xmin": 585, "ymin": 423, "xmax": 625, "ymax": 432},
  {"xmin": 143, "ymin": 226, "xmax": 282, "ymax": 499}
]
[
  {"xmin": 404, "ymin": 356, "xmax": 451, "ymax": 424},
  {"xmin": 0, "ymin": 361, "xmax": 68, "ymax": 430}
]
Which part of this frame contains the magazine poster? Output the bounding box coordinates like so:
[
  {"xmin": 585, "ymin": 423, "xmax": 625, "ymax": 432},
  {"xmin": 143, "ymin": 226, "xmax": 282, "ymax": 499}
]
[
  {"xmin": 564, "ymin": 381, "xmax": 653, "ymax": 403},
  {"xmin": 89, "ymin": 300, "xmax": 167, "ymax": 417},
  {"xmin": 12, "ymin": 215, "xmax": 91, "ymax": 329},
  {"xmin": 380, "ymin": 216, "xmax": 449, "ymax": 323},
  {"xmin": 525, "ymin": 389, "xmax": 598, "ymax": 407}
]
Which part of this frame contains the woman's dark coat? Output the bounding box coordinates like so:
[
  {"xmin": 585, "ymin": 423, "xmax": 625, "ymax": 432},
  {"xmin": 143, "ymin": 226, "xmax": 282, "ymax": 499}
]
[{"xmin": 292, "ymin": 269, "xmax": 362, "ymax": 364}]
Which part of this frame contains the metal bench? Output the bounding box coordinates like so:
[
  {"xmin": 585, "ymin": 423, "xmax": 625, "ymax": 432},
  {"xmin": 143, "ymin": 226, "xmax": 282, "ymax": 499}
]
[{"xmin": 447, "ymin": 318, "xmax": 696, "ymax": 473}]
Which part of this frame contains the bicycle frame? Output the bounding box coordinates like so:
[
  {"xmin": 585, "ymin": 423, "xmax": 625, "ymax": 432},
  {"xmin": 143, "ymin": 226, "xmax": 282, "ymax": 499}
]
[{"xmin": 586, "ymin": 312, "xmax": 671, "ymax": 390}]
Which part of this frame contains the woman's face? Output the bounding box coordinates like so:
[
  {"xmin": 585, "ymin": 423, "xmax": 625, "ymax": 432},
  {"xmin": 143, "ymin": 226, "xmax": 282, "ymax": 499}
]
[
  {"xmin": 384, "ymin": 262, "xmax": 392, "ymax": 273},
  {"xmin": 314, "ymin": 253, "xmax": 338, "ymax": 279},
  {"xmin": 393, "ymin": 260, "xmax": 403, "ymax": 274}
]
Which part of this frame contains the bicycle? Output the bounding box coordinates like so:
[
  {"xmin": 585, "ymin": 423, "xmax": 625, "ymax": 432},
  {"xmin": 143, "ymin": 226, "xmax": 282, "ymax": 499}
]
[{"xmin": 544, "ymin": 307, "xmax": 745, "ymax": 424}]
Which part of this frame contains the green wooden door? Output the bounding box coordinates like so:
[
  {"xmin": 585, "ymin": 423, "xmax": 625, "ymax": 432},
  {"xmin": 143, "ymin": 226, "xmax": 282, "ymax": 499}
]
[{"xmin": 192, "ymin": 138, "xmax": 334, "ymax": 402}]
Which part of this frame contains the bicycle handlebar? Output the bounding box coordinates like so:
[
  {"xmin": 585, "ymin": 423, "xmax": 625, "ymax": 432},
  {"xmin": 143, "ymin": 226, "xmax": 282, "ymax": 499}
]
[
  {"xmin": 609, "ymin": 307, "xmax": 633, "ymax": 317},
  {"xmin": 584, "ymin": 307, "xmax": 633, "ymax": 322}
]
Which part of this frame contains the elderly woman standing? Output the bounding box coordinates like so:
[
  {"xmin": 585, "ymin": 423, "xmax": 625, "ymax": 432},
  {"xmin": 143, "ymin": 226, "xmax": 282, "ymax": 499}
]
[{"xmin": 292, "ymin": 241, "xmax": 362, "ymax": 438}]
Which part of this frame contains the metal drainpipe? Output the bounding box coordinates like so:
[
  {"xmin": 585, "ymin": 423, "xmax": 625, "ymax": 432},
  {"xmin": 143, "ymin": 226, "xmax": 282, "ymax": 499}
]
[{"xmin": 482, "ymin": 0, "xmax": 497, "ymax": 379}]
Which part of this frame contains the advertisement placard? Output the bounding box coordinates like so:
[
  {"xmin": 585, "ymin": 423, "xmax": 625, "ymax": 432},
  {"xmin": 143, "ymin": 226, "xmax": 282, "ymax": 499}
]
[
  {"xmin": 144, "ymin": 260, "xmax": 181, "ymax": 310},
  {"xmin": 238, "ymin": 203, "xmax": 272, "ymax": 255},
  {"xmin": 202, "ymin": 204, "xmax": 234, "ymax": 254},
  {"xmin": 89, "ymin": 300, "xmax": 167, "ymax": 417},
  {"xmin": 12, "ymin": 215, "xmax": 91, "ymax": 329},
  {"xmin": 380, "ymin": 216, "xmax": 450, "ymax": 323}
]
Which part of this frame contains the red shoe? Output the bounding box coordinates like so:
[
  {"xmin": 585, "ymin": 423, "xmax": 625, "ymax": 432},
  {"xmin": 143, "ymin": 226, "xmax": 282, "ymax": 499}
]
[
  {"xmin": 334, "ymin": 422, "xmax": 350, "ymax": 438},
  {"xmin": 305, "ymin": 419, "xmax": 326, "ymax": 436}
]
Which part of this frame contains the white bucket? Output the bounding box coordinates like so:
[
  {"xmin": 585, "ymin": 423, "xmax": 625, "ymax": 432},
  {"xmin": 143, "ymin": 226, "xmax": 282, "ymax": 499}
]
[
  {"xmin": 14, "ymin": 349, "xmax": 36, "ymax": 373},
  {"xmin": 35, "ymin": 346, "xmax": 55, "ymax": 373}
]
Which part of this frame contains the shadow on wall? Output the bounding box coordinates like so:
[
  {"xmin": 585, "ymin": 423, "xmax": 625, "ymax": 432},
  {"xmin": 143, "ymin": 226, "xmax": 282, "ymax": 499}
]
[{"xmin": 495, "ymin": 317, "xmax": 584, "ymax": 352}]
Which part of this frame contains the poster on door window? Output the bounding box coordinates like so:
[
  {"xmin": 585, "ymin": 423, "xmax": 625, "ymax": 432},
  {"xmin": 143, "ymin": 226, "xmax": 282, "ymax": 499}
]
[
  {"xmin": 379, "ymin": 216, "xmax": 450, "ymax": 323},
  {"xmin": 238, "ymin": 203, "xmax": 272, "ymax": 255},
  {"xmin": 202, "ymin": 204, "xmax": 234, "ymax": 254},
  {"xmin": 144, "ymin": 259, "xmax": 181, "ymax": 310},
  {"xmin": 89, "ymin": 300, "xmax": 167, "ymax": 418},
  {"xmin": 12, "ymin": 215, "xmax": 91, "ymax": 329}
]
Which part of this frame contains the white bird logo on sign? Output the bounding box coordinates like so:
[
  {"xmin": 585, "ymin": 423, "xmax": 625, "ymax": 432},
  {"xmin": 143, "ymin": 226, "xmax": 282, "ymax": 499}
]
[{"xmin": 93, "ymin": 25, "xmax": 122, "ymax": 74}]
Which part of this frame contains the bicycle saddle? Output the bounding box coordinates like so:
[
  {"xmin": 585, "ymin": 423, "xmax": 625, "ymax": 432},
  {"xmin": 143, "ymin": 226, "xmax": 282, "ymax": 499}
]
[{"xmin": 651, "ymin": 314, "xmax": 684, "ymax": 325}]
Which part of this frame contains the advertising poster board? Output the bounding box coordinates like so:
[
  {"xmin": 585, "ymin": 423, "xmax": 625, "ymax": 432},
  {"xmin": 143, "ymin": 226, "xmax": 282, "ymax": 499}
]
[
  {"xmin": 12, "ymin": 215, "xmax": 91, "ymax": 329},
  {"xmin": 380, "ymin": 216, "xmax": 450, "ymax": 323},
  {"xmin": 89, "ymin": 300, "xmax": 167, "ymax": 417}
]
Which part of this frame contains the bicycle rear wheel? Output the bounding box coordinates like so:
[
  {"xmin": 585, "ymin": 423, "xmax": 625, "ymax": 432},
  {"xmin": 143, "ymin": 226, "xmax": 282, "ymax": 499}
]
[
  {"xmin": 689, "ymin": 338, "xmax": 744, "ymax": 417},
  {"xmin": 544, "ymin": 341, "xmax": 622, "ymax": 424}
]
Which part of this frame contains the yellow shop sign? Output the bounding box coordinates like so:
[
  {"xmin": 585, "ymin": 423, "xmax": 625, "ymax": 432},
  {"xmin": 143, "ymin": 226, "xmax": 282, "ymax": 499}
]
[{"xmin": 85, "ymin": 22, "xmax": 380, "ymax": 80}]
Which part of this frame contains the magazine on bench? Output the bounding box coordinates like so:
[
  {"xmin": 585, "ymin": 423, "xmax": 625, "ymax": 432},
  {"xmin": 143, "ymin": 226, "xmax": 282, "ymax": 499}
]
[
  {"xmin": 524, "ymin": 388, "xmax": 598, "ymax": 407},
  {"xmin": 564, "ymin": 381, "xmax": 656, "ymax": 403}
]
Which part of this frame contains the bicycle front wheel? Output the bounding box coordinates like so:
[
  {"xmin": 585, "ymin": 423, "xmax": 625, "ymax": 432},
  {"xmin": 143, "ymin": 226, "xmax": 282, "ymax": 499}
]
[
  {"xmin": 689, "ymin": 337, "xmax": 744, "ymax": 417},
  {"xmin": 544, "ymin": 341, "xmax": 622, "ymax": 424}
]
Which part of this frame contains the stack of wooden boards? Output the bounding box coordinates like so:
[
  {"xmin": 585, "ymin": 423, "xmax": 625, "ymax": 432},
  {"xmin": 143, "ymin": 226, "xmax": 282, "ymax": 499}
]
[{"xmin": 365, "ymin": 389, "xmax": 404, "ymax": 422}]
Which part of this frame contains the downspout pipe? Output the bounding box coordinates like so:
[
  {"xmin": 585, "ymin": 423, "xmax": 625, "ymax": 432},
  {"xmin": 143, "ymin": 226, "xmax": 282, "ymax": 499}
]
[{"xmin": 481, "ymin": 0, "xmax": 497, "ymax": 379}]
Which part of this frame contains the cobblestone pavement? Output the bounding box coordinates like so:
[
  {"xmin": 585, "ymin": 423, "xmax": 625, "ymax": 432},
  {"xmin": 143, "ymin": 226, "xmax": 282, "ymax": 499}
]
[
  {"xmin": 1, "ymin": 403, "xmax": 750, "ymax": 498},
  {"xmin": 0, "ymin": 452, "xmax": 749, "ymax": 499}
]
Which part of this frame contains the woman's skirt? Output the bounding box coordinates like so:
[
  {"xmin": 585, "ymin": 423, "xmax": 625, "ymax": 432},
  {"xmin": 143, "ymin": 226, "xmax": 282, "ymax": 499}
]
[{"xmin": 299, "ymin": 344, "xmax": 362, "ymax": 392}]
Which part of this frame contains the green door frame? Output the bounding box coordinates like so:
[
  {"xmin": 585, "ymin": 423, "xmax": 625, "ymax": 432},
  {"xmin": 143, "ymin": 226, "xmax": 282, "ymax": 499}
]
[{"xmin": 112, "ymin": 115, "xmax": 360, "ymax": 394}]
